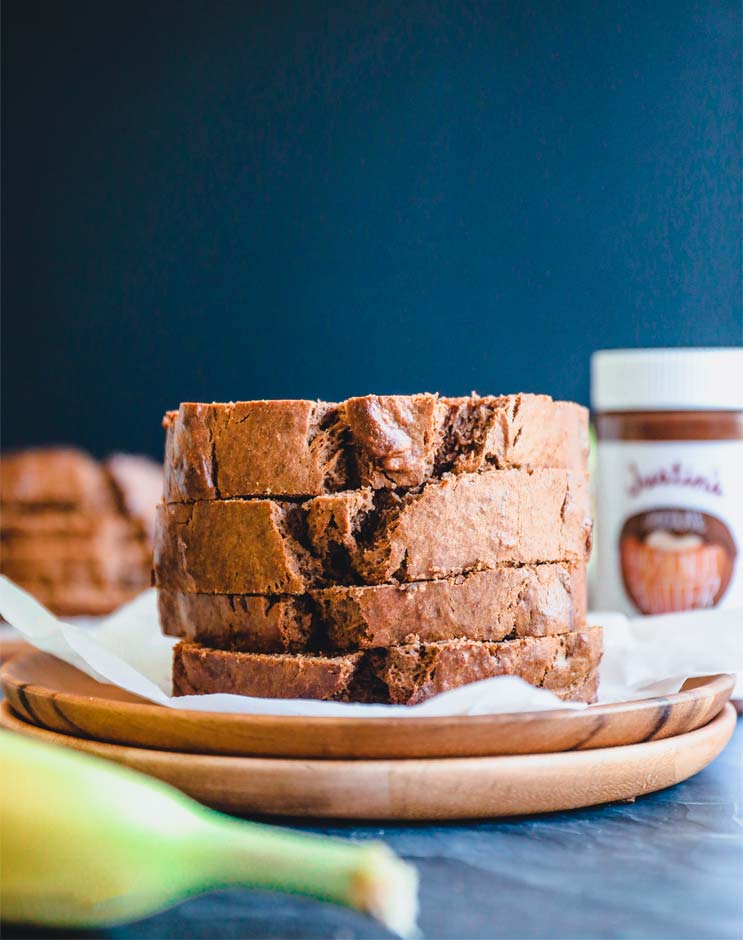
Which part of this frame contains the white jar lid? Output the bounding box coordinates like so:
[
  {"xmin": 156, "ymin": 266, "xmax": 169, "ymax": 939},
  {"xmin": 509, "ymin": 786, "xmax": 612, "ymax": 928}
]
[{"xmin": 591, "ymin": 347, "xmax": 743, "ymax": 411}]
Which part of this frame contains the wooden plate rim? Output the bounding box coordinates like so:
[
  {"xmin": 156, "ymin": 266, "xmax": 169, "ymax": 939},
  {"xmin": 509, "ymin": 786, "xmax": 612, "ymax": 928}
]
[
  {"xmin": 1, "ymin": 649, "xmax": 734, "ymax": 732},
  {"xmin": 2, "ymin": 698, "xmax": 736, "ymax": 769}
]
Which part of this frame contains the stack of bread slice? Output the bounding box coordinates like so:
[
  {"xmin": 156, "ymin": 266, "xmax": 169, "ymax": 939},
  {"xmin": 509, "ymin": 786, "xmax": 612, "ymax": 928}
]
[
  {"xmin": 1, "ymin": 448, "xmax": 162, "ymax": 616},
  {"xmin": 155, "ymin": 394, "xmax": 602, "ymax": 704}
]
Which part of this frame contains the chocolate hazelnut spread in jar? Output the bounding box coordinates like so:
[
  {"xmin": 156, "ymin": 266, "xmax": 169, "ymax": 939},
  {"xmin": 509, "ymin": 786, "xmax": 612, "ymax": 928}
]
[{"xmin": 591, "ymin": 348, "xmax": 743, "ymax": 615}]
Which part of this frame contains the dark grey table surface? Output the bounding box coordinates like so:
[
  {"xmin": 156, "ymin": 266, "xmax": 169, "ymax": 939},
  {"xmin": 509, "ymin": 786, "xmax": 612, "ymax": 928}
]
[{"xmin": 7, "ymin": 719, "xmax": 743, "ymax": 940}]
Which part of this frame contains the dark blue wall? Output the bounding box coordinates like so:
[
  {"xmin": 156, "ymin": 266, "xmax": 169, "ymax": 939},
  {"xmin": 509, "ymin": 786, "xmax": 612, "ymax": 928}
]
[{"xmin": 3, "ymin": 0, "xmax": 741, "ymax": 458}]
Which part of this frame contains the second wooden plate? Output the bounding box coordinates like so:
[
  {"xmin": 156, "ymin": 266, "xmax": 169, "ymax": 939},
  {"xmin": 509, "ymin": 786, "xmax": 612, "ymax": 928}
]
[
  {"xmin": 1, "ymin": 651, "xmax": 734, "ymax": 759},
  {"xmin": 1, "ymin": 701, "xmax": 736, "ymax": 819}
]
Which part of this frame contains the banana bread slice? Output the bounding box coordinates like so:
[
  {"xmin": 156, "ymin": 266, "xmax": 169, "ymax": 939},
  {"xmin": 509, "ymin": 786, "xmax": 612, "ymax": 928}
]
[
  {"xmin": 163, "ymin": 394, "xmax": 587, "ymax": 500},
  {"xmin": 159, "ymin": 561, "xmax": 587, "ymax": 653},
  {"xmin": 171, "ymin": 627, "xmax": 602, "ymax": 704},
  {"xmin": 154, "ymin": 468, "xmax": 591, "ymax": 594}
]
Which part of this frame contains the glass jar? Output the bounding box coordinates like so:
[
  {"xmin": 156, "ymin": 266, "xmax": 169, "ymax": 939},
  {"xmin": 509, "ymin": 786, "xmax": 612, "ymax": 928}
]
[{"xmin": 591, "ymin": 348, "xmax": 743, "ymax": 615}]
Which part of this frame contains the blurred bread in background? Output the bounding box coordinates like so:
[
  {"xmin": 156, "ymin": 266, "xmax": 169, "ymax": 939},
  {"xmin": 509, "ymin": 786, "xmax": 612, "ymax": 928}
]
[{"xmin": 0, "ymin": 448, "xmax": 161, "ymax": 616}]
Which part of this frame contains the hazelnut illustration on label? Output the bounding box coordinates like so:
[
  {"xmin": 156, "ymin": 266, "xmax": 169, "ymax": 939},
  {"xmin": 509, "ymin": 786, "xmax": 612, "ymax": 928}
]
[{"xmin": 619, "ymin": 508, "xmax": 737, "ymax": 615}]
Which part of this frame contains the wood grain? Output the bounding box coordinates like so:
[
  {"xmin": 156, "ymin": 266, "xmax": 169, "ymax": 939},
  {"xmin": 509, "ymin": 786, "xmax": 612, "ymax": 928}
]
[
  {"xmin": 0, "ymin": 701, "xmax": 735, "ymax": 819},
  {"xmin": 0, "ymin": 651, "xmax": 734, "ymax": 759}
]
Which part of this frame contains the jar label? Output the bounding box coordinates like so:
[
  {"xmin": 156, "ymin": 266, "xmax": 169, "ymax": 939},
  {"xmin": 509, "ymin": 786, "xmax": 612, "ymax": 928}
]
[{"xmin": 595, "ymin": 440, "xmax": 743, "ymax": 614}]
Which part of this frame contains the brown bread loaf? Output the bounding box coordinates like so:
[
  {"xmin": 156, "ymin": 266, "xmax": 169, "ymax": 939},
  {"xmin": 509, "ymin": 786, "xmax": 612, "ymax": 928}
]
[
  {"xmin": 163, "ymin": 394, "xmax": 588, "ymax": 500},
  {"xmin": 0, "ymin": 448, "xmax": 162, "ymax": 616},
  {"xmin": 159, "ymin": 562, "xmax": 587, "ymax": 652},
  {"xmin": 0, "ymin": 448, "xmax": 120, "ymax": 511},
  {"xmin": 154, "ymin": 468, "xmax": 591, "ymax": 593},
  {"xmin": 10, "ymin": 579, "xmax": 147, "ymax": 616},
  {"xmin": 171, "ymin": 626, "xmax": 602, "ymax": 704}
]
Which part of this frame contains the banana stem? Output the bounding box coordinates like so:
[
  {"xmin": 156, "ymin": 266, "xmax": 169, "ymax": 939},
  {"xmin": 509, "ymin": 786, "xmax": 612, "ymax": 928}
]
[{"xmin": 198, "ymin": 818, "xmax": 419, "ymax": 938}]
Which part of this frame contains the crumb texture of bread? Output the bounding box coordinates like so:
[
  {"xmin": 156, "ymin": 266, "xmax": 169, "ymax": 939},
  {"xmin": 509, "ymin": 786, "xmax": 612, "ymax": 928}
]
[
  {"xmin": 153, "ymin": 500, "xmax": 322, "ymax": 594},
  {"xmin": 377, "ymin": 626, "xmax": 603, "ymax": 705},
  {"xmin": 153, "ymin": 469, "xmax": 591, "ymax": 593},
  {"xmin": 305, "ymin": 468, "xmax": 591, "ymax": 584},
  {"xmin": 162, "ymin": 394, "xmax": 588, "ymax": 500},
  {"xmin": 158, "ymin": 561, "xmax": 587, "ymax": 652},
  {"xmin": 172, "ymin": 641, "xmax": 363, "ymax": 700},
  {"xmin": 159, "ymin": 589, "xmax": 317, "ymax": 653}
]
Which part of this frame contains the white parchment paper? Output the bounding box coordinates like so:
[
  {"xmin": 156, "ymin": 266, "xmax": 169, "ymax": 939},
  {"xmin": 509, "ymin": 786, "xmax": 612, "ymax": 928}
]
[{"xmin": 0, "ymin": 576, "xmax": 741, "ymax": 717}]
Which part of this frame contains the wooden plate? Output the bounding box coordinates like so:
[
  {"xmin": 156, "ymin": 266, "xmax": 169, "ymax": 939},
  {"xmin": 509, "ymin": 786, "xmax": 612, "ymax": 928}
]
[
  {"xmin": 1, "ymin": 701, "xmax": 736, "ymax": 819},
  {"xmin": 0, "ymin": 637, "xmax": 33, "ymax": 664},
  {"xmin": 1, "ymin": 651, "xmax": 734, "ymax": 759}
]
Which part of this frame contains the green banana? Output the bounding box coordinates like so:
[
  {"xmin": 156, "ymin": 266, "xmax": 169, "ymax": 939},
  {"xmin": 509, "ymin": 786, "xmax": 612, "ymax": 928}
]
[{"xmin": 0, "ymin": 731, "xmax": 418, "ymax": 936}]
